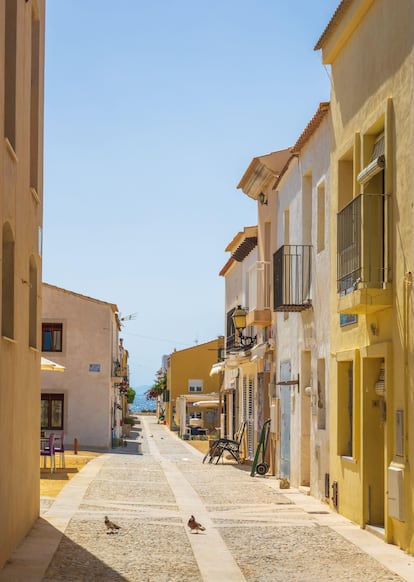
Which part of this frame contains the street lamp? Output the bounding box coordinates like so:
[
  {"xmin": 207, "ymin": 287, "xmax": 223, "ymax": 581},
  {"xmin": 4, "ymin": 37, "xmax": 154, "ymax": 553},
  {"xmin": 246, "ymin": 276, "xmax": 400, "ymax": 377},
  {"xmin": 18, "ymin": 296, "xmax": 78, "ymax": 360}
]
[{"xmin": 232, "ymin": 305, "xmax": 256, "ymax": 348}]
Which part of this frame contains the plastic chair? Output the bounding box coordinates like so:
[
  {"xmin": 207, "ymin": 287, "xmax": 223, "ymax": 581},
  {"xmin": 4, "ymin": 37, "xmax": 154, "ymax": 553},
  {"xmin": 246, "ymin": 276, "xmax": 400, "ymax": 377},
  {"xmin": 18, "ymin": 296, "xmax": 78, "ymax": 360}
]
[
  {"xmin": 54, "ymin": 432, "xmax": 65, "ymax": 468},
  {"xmin": 40, "ymin": 433, "xmax": 55, "ymax": 472}
]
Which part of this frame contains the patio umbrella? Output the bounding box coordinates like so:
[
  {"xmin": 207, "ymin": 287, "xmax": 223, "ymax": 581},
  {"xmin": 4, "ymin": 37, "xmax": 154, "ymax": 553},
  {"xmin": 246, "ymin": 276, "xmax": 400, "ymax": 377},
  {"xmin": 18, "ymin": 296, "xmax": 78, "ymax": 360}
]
[{"xmin": 41, "ymin": 357, "xmax": 65, "ymax": 372}]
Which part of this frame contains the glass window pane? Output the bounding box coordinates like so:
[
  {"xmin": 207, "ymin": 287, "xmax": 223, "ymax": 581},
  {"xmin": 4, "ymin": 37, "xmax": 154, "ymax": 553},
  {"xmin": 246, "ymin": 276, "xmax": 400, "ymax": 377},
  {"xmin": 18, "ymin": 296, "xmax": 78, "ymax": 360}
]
[
  {"xmin": 52, "ymin": 330, "xmax": 62, "ymax": 351},
  {"xmin": 51, "ymin": 399, "xmax": 63, "ymax": 429},
  {"xmin": 43, "ymin": 330, "xmax": 51, "ymax": 350},
  {"xmin": 41, "ymin": 399, "xmax": 49, "ymax": 428},
  {"xmin": 42, "ymin": 323, "xmax": 63, "ymax": 352}
]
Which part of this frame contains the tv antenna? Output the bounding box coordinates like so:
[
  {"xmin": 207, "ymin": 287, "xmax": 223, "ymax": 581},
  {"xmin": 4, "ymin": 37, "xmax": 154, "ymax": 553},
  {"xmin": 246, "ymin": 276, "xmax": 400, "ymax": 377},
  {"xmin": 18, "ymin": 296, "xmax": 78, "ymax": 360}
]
[{"xmin": 119, "ymin": 312, "xmax": 137, "ymax": 326}]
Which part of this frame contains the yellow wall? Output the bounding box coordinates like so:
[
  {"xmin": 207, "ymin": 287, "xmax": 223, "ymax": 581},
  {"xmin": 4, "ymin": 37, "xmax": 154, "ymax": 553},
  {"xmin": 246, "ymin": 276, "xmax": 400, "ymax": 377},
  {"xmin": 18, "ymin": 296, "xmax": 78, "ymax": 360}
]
[
  {"xmin": 0, "ymin": 0, "xmax": 46, "ymax": 568},
  {"xmin": 321, "ymin": 0, "xmax": 414, "ymax": 551},
  {"xmin": 166, "ymin": 338, "xmax": 223, "ymax": 427}
]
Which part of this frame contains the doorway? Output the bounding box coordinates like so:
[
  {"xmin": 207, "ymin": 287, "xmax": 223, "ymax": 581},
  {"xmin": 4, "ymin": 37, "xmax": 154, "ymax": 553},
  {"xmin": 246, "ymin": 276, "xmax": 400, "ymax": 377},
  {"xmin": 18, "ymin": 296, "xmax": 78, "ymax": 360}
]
[
  {"xmin": 363, "ymin": 357, "xmax": 385, "ymax": 529},
  {"xmin": 279, "ymin": 360, "xmax": 291, "ymax": 479}
]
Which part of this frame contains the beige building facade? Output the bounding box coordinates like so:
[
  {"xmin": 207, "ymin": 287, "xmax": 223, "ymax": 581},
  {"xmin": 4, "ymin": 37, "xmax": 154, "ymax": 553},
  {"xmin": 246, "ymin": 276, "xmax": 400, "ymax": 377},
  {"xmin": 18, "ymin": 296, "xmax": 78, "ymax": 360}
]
[
  {"xmin": 42, "ymin": 284, "xmax": 127, "ymax": 450},
  {"xmin": 0, "ymin": 0, "xmax": 45, "ymax": 568}
]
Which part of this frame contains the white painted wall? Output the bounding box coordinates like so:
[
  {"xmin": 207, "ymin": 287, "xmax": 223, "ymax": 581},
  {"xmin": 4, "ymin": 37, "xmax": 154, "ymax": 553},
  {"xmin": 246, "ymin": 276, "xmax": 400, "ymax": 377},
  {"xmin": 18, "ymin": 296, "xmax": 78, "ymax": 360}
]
[
  {"xmin": 224, "ymin": 248, "xmax": 258, "ymax": 315},
  {"xmin": 273, "ymin": 112, "xmax": 331, "ymax": 496}
]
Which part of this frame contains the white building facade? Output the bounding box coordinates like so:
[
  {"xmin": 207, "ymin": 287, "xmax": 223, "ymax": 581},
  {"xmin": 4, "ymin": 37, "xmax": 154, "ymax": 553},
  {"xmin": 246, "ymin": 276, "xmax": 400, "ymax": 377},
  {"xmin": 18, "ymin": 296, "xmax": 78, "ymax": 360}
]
[{"xmin": 271, "ymin": 103, "xmax": 331, "ymax": 496}]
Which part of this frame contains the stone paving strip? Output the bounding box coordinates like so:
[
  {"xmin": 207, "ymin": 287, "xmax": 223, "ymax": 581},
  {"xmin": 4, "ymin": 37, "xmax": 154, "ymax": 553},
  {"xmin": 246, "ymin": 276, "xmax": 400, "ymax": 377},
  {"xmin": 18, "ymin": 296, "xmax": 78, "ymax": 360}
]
[{"xmin": 1, "ymin": 415, "xmax": 414, "ymax": 581}]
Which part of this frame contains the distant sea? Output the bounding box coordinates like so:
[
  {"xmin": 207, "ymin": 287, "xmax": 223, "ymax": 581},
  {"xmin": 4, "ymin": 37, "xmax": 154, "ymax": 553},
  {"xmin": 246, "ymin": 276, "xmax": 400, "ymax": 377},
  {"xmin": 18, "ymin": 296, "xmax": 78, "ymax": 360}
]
[{"xmin": 129, "ymin": 392, "xmax": 156, "ymax": 413}]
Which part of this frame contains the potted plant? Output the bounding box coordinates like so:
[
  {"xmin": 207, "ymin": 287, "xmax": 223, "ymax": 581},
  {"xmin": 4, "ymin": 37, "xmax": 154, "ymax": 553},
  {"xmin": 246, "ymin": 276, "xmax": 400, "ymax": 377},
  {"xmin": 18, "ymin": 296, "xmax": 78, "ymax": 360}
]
[{"xmin": 122, "ymin": 417, "xmax": 135, "ymax": 436}]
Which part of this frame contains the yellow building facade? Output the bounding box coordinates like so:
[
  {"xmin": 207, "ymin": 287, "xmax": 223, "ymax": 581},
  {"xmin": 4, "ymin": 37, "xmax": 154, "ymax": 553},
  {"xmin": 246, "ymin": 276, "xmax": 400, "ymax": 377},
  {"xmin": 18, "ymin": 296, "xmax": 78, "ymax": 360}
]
[
  {"xmin": 316, "ymin": 0, "xmax": 414, "ymax": 552},
  {"xmin": 0, "ymin": 0, "xmax": 45, "ymax": 568},
  {"xmin": 165, "ymin": 338, "xmax": 223, "ymax": 432}
]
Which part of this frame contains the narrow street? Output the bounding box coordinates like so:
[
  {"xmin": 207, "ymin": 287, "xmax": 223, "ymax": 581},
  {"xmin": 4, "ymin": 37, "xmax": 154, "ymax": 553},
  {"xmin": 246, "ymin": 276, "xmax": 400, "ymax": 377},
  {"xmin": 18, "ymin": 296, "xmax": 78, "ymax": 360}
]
[{"xmin": 2, "ymin": 416, "xmax": 414, "ymax": 582}]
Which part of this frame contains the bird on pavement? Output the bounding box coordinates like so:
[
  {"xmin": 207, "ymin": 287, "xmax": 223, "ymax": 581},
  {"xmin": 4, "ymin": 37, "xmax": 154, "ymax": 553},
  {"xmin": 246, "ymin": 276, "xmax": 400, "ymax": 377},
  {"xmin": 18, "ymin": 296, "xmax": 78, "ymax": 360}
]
[
  {"xmin": 187, "ymin": 515, "xmax": 206, "ymax": 533},
  {"xmin": 104, "ymin": 515, "xmax": 121, "ymax": 534}
]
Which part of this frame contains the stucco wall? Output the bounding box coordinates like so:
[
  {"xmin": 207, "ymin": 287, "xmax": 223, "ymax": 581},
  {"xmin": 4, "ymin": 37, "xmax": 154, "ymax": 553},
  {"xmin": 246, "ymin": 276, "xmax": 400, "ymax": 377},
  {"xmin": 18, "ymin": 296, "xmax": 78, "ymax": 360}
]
[
  {"xmin": 323, "ymin": 0, "xmax": 414, "ymax": 551},
  {"xmin": 41, "ymin": 284, "xmax": 118, "ymax": 450},
  {"xmin": 167, "ymin": 338, "xmax": 223, "ymax": 427},
  {"xmin": 0, "ymin": 0, "xmax": 45, "ymax": 569},
  {"xmin": 273, "ymin": 112, "xmax": 331, "ymax": 494}
]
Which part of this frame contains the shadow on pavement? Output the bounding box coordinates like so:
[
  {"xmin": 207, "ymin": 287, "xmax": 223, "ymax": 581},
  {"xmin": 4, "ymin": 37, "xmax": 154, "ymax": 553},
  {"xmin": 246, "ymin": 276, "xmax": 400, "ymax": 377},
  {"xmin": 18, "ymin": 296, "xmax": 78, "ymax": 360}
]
[{"xmin": 0, "ymin": 518, "xmax": 127, "ymax": 582}]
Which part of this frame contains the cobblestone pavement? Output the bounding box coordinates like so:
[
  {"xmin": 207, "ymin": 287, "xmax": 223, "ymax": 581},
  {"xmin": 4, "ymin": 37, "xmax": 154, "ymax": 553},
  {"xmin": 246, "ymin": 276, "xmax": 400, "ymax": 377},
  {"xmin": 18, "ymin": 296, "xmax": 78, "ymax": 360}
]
[{"xmin": 2, "ymin": 415, "xmax": 414, "ymax": 582}]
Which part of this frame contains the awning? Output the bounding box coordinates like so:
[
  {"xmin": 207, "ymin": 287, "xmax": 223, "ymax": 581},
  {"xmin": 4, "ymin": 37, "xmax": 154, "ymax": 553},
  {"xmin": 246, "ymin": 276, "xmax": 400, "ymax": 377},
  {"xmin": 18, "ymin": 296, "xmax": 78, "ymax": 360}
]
[
  {"xmin": 192, "ymin": 400, "xmax": 220, "ymax": 408},
  {"xmin": 209, "ymin": 362, "xmax": 225, "ymax": 376},
  {"xmin": 357, "ymin": 135, "xmax": 385, "ymax": 184},
  {"xmin": 250, "ymin": 342, "xmax": 268, "ymax": 361},
  {"xmin": 41, "ymin": 357, "xmax": 65, "ymax": 372}
]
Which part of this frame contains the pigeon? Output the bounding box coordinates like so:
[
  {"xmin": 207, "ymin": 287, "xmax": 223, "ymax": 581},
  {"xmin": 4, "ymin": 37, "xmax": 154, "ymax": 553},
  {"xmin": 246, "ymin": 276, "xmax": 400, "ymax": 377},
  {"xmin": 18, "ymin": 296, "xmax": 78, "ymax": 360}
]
[
  {"xmin": 104, "ymin": 515, "xmax": 120, "ymax": 534},
  {"xmin": 187, "ymin": 515, "xmax": 206, "ymax": 533}
]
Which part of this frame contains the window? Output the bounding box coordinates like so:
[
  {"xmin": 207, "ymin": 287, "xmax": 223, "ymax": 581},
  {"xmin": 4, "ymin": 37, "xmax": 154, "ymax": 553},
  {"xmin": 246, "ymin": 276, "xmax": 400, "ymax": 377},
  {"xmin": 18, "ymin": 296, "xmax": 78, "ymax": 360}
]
[
  {"xmin": 30, "ymin": 13, "xmax": 41, "ymax": 192},
  {"xmin": 338, "ymin": 149, "xmax": 354, "ymax": 210},
  {"xmin": 338, "ymin": 361, "xmax": 354, "ymax": 457},
  {"xmin": 29, "ymin": 257, "xmax": 37, "ymax": 348},
  {"xmin": 4, "ymin": 0, "xmax": 17, "ymax": 152},
  {"xmin": 302, "ymin": 173, "xmax": 312, "ymax": 245},
  {"xmin": 189, "ymin": 412, "xmax": 202, "ymax": 420},
  {"xmin": 283, "ymin": 209, "xmax": 290, "ymax": 321},
  {"xmin": 242, "ymin": 375, "xmax": 255, "ymax": 459},
  {"xmin": 340, "ymin": 313, "xmax": 358, "ymax": 326},
  {"xmin": 42, "ymin": 323, "xmax": 63, "ymax": 352},
  {"xmin": 317, "ymin": 359, "xmax": 326, "ymax": 430},
  {"xmin": 226, "ymin": 308, "xmax": 236, "ymax": 351},
  {"xmin": 41, "ymin": 394, "xmax": 64, "ymax": 430},
  {"xmin": 2, "ymin": 223, "xmax": 15, "ymax": 338},
  {"xmin": 317, "ymin": 181, "xmax": 325, "ymax": 253},
  {"xmin": 247, "ymin": 265, "xmax": 256, "ymax": 311},
  {"xmin": 188, "ymin": 379, "xmax": 203, "ymax": 393}
]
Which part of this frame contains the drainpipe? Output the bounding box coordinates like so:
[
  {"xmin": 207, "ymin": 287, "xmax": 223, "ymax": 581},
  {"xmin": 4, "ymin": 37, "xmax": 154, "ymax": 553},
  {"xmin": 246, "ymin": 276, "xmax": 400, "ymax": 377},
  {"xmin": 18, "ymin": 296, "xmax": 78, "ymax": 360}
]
[{"xmin": 403, "ymin": 271, "xmax": 412, "ymax": 463}]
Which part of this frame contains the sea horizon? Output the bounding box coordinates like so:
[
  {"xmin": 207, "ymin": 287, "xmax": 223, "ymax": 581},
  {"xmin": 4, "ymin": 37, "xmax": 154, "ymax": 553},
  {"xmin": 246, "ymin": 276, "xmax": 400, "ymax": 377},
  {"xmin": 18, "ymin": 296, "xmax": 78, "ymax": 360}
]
[{"xmin": 129, "ymin": 392, "xmax": 156, "ymax": 413}]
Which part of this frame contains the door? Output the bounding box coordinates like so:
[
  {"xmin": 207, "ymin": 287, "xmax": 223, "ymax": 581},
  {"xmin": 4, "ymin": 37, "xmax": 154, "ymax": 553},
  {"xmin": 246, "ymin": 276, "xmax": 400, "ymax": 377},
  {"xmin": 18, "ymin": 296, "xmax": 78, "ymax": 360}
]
[
  {"xmin": 363, "ymin": 358, "xmax": 385, "ymax": 528},
  {"xmin": 242, "ymin": 375, "xmax": 255, "ymax": 460},
  {"xmin": 279, "ymin": 360, "xmax": 291, "ymax": 479}
]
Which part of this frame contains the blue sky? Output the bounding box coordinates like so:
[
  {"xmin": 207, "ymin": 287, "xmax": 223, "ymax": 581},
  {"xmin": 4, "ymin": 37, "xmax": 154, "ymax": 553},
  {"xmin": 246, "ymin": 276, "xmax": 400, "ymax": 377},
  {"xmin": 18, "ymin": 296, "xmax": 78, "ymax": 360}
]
[{"xmin": 43, "ymin": 1, "xmax": 339, "ymax": 388}]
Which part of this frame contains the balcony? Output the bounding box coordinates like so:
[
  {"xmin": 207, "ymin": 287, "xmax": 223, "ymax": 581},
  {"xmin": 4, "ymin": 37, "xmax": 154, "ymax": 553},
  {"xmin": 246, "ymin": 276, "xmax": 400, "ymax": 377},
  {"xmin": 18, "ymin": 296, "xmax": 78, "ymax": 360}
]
[
  {"xmin": 246, "ymin": 261, "xmax": 272, "ymax": 327},
  {"xmin": 337, "ymin": 193, "xmax": 391, "ymax": 314},
  {"xmin": 273, "ymin": 245, "xmax": 312, "ymax": 312}
]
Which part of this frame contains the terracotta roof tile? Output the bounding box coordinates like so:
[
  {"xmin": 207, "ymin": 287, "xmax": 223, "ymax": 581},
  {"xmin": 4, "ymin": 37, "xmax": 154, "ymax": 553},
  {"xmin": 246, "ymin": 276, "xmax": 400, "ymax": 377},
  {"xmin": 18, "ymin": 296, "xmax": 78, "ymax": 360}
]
[
  {"xmin": 290, "ymin": 101, "xmax": 330, "ymax": 154},
  {"xmin": 273, "ymin": 102, "xmax": 330, "ymax": 189},
  {"xmin": 314, "ymin": 0, "xmax": 353, "ymax": 51}
]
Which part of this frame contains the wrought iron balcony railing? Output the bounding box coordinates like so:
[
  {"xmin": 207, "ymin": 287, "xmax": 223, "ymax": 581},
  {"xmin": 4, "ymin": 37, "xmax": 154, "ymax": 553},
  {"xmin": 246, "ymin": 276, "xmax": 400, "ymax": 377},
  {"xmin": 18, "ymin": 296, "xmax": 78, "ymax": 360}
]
[
  {"xmin": 337, "ymin": 193, "xmax": 389, "ymax": 294},
  {"xmin": 273, "ymin": 245, "xmax": 312, "ymax": 312}
]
